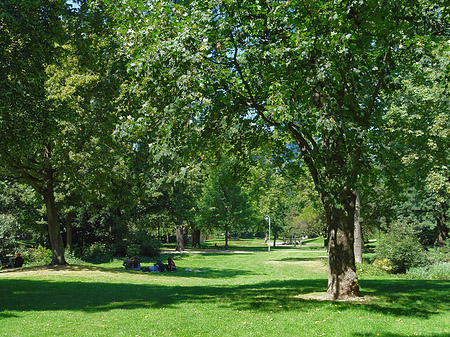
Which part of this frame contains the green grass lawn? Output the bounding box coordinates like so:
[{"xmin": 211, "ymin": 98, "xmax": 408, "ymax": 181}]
[
  {"xmin": 1, "ymin": 251, "xmax": 449, "ymax": 337},
  {"xmin": 181, "ymin": 237, "xmax": 326, "ymax": 251}
]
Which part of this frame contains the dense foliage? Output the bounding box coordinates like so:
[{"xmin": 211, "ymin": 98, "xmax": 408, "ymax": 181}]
[
  {"xmin": 375, "ymin": 223, "xmax": 428, "ymax": 273},
  {"xmin": 0, "ymin": 0, "xmax": 449, "ymax": 299}
]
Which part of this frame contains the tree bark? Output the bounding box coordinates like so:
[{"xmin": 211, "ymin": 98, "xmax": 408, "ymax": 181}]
[
  {"xmin": 354, "ymin": 187, "xmax": 363, "ymax": 264},
  {"xmin": 225, "ymin": 223, "xmax": 229, "ymax": 250},
  {"xmin": 183, "ymin": 226, "xmax": 188, "ymax": 248},
  {"xmin": 192, "ymin": 228, "xmax": 201, "ymax": 248},
  {"xmin": 325, "ymin": 191, "xmax": 360, "ymax": 300},
  {"xmin": 21, "ymin": 155, "xmax": 67, "ymax": 265},
  {"xmin": 42, "ymin": 181, "xmax": 67, "ymax": 265},
  {"xmin": 176, "ymin": 225, "xmax": 185, "ymax": 251}
]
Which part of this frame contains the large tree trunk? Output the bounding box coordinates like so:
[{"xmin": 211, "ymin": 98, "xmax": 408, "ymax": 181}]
[
  {"xmin": 288, "ymin": 123, "xmax": 362, "ymax": 299},
  {"xmin": 325, "ymin": 191, "xmax": 360, "ymax": 300},
  {"xmin": 354, "ymin": 187, "xmax": 363, "ymax": 264},
  {"xmin": 42, "ymin": 183, "xmax": 67, "ymax": 265}
]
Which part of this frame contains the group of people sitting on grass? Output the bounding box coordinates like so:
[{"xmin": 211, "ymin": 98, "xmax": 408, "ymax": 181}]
[
  {"xmin": 123, "ymin": 256, "xmax": 176, "ymax": 272},
  {"xmin": 1, "ymin": 252, "xmax": 24, "ymax": 269}
]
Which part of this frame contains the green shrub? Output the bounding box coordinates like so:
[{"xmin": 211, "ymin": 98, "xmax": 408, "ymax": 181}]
[
  {"xmin": 64, "ymin": 249, "xmax": 87, "ymax": 265},
  {"xmin": 407, "ymin": 262, "xmax": 450, "ymax": 280},
  {"xmin": 126, "ymin": 244, "xmax": 141, "ymax": 257},
  {"xmin": 139, "ymin": 238, "xmax": 161, "ymax": 257},
  {"xmin": 375, "ymin": 222, "xmax": 428, "ymax": 273},
  {"xmin": 21, "ymin": 246, "xmax": 52, "ymax": 266},
  {"xmin": 372, "ymin": 258, "xmax": 395, "ymax": 272},
  {"xmin": 439, "ymin": 241, "xmax": 450, "ymax": 254},
  {"xmin": 0, "ymin": 214, "xmax": 20, "ymax": 259},
  {"xmin": 124, "ymin": 233, "xmax": 162, "ymax": 257},
  {"xmin": 356, "ymin": 261, "xmax": 391, "ymax": 277},
  {"xmin": 80, "ymin": 242, "xmax": 112, "ymax": 263},
  {"xmin": 110, "ymin": 240, "xmax": 128, "ymax": 257}
]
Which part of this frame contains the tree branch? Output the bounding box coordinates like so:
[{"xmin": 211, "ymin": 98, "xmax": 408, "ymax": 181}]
[
  {"xmin": 227, "ymin": 32, "xmax": 281, "ymax": 127},
  {"xmin": 287, "ymin": 122, "xmax": 321, "ymax": 190}
]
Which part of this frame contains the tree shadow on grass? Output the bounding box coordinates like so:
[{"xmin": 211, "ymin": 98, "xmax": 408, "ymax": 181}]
[
  {"xmin": 0, "ymin": 275, "xmax": 449, "ymax": 321},
  {"xmin": 276, "ymin": 257, "xmax": 328, "ymax": 262},
  {"xmin": 357, "ymin": 279, "xmax": 450, "ymax": 318},
  {"xmin": 352, "ymin": 333, "xmax": 450, "ymax": 337},
  {"xmin": 0, "ymin": 277, "xmax": 327, "ymax": 316},
  {"xmin": 0, "ymin": 312, "xmax": 18, "ymax": 319},
  {"xmin": 0, "ymin": 265, "xmax": 125, "ymax": 274}
]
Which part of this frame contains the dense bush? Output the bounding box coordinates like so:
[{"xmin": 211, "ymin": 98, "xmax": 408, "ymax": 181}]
[
  {"xmin": 64, "ymin": 249, "xmax": 87, "ymax": 265},
  {"xmin": 127, "ymin": 228, "xmax": 162, "ymax": 257},
  {"xmin": 372, "ymin": 258, "xmax": 395, "ymax": 272},
  {"xmin": 72, "ymin": 237, "xmax": 161, "ymax": 263},
  {"xmin": 407, "ymin": 262, "xmax": 450, "ymax": 280},
  {"xmin": 125, "ymin": 239, "xmax": 162, "ymax": 257},
  {"xmin": 139, "ymin": 237, "xmax": 162, "ymax": 257},
  {"xmin": 20, "ymin": 246, "xmax": 52, "ymax": 266},
  {"xmin": 126, "ymin": 244, "xmax": 141, "ymax": 257},
  {"xmin": 0, "ymin": 214, "xmax": 20, "ymax": 259},
  {"xmin": 356, "ymin": 261, "xmax": 393, "ymax": 277},
  {"xmin": 375, "ymin": 222, "xmax": 428, "ymax": 273},
  {"xmin": 78, "ymin": 242, "xmax": 113, "ymax": 263},
  {"xmin": 110, "ymin": 240, "xmax": 128, "ymax": 257},
  {"xmin": 439, "ymin": 241, "xmax": 450, "ymax": 254}
]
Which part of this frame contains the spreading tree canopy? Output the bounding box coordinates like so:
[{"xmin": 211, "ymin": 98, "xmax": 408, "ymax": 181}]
[
  {"xmin": 0, "ymin": 0, "xmax": 125, "ymax": 264},
  {"xmin": 0, "ymin": 0, "xmax": 72, "ymax": 264},
  {"xmin": 110, "ymin": 0, "xmax": 449, "ymax": 299}
]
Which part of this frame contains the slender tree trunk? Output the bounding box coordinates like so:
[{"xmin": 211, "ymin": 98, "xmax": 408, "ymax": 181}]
[
  {"xmin": 436, "ymin": 202, "xmax": 448, "ymax": 244},
  {"xmin": 42, "ymin": 182, "xmax": 67, "ymax": 265},
  {"xmin": 183, "ymin": 226, "xmax": 188, "ymax": 248},
  {"xmin": 325, "ymin": 191, "xmax": 360, "ymax": 300},
  {"xmin": 225, "ymin": 223, "xmax": 229, "ymax": 250},
  {"xmin": 354, "ymin": 187, "xmax": 363, "ymax": 264},
  {"xmin": 66, "ymin": 212, "xmax": 74, "ymax": 253},
  {"xmin": 176, "ymin": 225, "xmax": 185, "ymax": 251},
  {"xmin": 20, "ymin": 146, "xmax": 67, "ymax": 265},
  {"xmin": 192, "ymin": 228, "xmax": 201, "ymax": 248}
]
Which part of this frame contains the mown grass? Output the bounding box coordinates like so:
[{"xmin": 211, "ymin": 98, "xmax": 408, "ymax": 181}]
[
  {"xmin": 1, "ymin": 251, "xmax": 449, "ymax": 337},
  {"xmin": 181, "ymin": 237, "xmax": 326, "ymax": 251}
]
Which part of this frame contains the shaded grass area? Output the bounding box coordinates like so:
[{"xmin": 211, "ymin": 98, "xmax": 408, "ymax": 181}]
[
  {"xmin": 1, "ymin": 252, "xmax": 449, "ymax": 336},
  {"xmin": 0, "ymin": 278, "xmax": 324, "ymax": 314},
  {"xmin": 359, "ymin": 279, "xmax": 450, "ymax": 318},
  {"xmin": 1, "ymin": 276, "xmax": 448, "ymax": 318}
]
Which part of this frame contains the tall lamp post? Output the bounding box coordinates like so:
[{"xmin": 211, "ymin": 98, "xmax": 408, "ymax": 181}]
[{"xmin": 265, "ymin": 216, "xmax": 271, "ymax": 252}]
